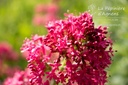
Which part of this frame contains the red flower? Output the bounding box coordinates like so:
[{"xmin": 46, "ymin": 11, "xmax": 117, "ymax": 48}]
[{"xmin": 21, "ymin": 12, "xmax": 114, "ymax": 85}]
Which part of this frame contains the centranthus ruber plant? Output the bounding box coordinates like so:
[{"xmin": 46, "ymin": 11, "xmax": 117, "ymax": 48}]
[{"xmin": 21, "ymin": 12, "xmax": 114, "ymax": 85}]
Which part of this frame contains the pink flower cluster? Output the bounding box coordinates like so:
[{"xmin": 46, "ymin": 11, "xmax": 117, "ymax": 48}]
[{"xmin": 21, "ymin": 12, "xmax": 114, "ymax": 85}]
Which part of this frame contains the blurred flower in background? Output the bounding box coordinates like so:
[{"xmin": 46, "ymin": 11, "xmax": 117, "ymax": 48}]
[
  {"xmin": 0, "ymin": 42, "xmax": 20, "ymax": 82},
  {"xmin": 0, "ymin": 42, "xmax": 18, "ymax": 60},
  {"xmin": 3, "ymin": 68, "xmax": 32, "ymax": 85},
  {"xmin": 33, "ymin": 3, "xmax": 59, "ymax": 26}
]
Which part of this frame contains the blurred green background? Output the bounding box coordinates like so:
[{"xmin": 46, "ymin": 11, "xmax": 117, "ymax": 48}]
[{"xmin": 0, "ymin": 0, "xmax": 128, "ymax": 85}]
